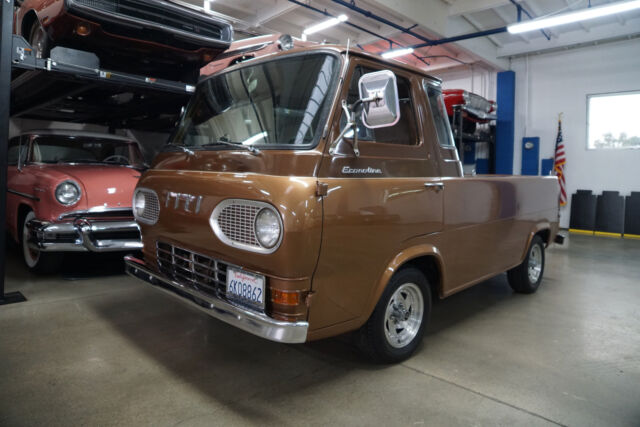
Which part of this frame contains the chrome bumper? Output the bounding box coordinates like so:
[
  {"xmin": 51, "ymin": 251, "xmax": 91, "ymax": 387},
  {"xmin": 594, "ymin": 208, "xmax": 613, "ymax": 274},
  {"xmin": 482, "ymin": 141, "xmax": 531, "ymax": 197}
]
[
  {"xmin": 124, "ymin": 255, "xmax": 309, "ymax": 344},
  {"xmin": 27, "ymin": 218, "xmax": 142, "ymax": 252}
]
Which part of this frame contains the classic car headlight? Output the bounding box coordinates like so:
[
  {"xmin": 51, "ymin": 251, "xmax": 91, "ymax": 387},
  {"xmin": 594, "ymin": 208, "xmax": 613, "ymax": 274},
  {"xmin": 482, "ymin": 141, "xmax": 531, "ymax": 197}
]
[
  {"xmin": 55, "ymin": 180, "xmax": 81, "ymax": 206},
  {"xmin": 255, "ymin": 208, "xmax": 281, "ymax": 249}
]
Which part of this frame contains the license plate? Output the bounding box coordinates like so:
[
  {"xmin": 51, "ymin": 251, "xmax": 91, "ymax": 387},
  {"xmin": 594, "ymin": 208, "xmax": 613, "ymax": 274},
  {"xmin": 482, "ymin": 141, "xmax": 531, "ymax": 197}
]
[{"xmin": 226, "ymin": 267, "xmax": 265, "ymax": 309}]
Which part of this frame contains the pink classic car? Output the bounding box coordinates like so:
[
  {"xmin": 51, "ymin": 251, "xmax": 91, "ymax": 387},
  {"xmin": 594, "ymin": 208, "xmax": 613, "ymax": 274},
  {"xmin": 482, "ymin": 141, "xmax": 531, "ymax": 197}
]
[{"xmin": 6, "ymin": 130, "xmax": 144, "ymax": 272}]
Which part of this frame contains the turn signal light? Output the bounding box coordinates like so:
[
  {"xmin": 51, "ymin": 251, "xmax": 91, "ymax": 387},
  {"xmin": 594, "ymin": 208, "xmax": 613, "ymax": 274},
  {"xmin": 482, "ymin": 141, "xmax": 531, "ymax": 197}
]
[
  {"xmin": 271, "ymin": 289, "xmax": 301, "ymax": 306},
  {"xmin": 76, "ymin": 23, "xmax": 92, "ymax": 36}
]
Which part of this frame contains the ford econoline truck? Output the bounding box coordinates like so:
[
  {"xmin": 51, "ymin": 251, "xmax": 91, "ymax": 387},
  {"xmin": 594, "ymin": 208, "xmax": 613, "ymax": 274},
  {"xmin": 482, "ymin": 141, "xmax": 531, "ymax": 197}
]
[{"xmin": 125, "ymin": 45, "xmax": 560, "ymax": 362}]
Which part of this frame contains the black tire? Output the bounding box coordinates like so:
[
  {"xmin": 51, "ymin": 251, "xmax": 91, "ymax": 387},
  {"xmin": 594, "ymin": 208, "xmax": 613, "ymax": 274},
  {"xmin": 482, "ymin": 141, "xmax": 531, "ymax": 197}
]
[
  {"xmin": 20, "ymin": 210, "xmax": 63, "ymax": 274},
  {"xmin": 356, "ymin": 267, "xmax": 431, "ymax": 363},
  {"xmin": 507, "ymin": 235, "xmax": 545, "ymax": 294},
  {"xmin": 28, "ymin": 21, "xmax": 50, "ymax": 59}
]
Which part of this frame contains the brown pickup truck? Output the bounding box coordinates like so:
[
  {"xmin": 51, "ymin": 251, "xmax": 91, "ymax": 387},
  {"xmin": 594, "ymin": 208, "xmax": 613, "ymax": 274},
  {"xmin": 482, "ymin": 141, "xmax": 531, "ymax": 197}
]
[{"xmin": 125, "ymin": 45, "xmax": 560, "ymax": 362}]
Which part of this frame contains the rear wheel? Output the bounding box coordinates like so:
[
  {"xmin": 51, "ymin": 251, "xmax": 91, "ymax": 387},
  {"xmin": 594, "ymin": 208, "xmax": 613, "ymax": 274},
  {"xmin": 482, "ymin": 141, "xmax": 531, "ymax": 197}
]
[
  {"xmin": 29, "ymin": 21, "xmax": 50, "ymax": 59},
  {"xmin": 507, "ymin": 235, "xmax": 545, "ymax": 294},
  {"xmin": 21, "ymin": 211, "xmax": 62, "ymax": 274},
  {"xmin": 356, "ymin": 267, "xmax": 431, "ymax": 363}
]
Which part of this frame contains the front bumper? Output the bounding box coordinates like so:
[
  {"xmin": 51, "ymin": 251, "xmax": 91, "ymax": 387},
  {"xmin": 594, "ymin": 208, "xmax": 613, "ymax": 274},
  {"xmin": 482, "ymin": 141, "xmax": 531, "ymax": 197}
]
[
  {"xmin": 124, "ymin": 256, "xmax": 309, "ymax": 344},
  {"xmin": 64, "ymin": 0, "xmax": 232, "ymax": 51},
  {"xmin": 27, "ymin": 218, "xmax": 142, "ymax": 252}
]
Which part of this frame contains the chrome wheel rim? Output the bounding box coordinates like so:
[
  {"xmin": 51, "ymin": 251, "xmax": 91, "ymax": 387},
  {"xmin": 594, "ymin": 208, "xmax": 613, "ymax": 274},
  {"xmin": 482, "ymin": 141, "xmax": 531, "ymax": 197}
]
[
  {"xmin": 384, "ymin": 283, "xmax": 424, "ymax": 349},
  {"xmin": 22, "ymin": 212, "xmax": 40, "ymax": 268},
  {"xmin": 528, "ymin": 244, "xmax": 543, "ymax": 283},
  {"xmin": 30, "ymin": 25, "xmax": 47, "ymax": 59}
]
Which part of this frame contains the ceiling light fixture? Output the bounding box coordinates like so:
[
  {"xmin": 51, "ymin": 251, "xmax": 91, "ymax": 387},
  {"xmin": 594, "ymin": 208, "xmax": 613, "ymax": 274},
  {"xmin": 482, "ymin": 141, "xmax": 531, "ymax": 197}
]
[
  {"xmin": 381, "ymin": 47, "xmax": 414, "ymax": 59},
  {"xmin": 302, "ymin": 14, "xmax": 348, "ymax": 40},
  {"xmin": 508, "ymin": 0, "xmax": 640, "ymax": 34}
]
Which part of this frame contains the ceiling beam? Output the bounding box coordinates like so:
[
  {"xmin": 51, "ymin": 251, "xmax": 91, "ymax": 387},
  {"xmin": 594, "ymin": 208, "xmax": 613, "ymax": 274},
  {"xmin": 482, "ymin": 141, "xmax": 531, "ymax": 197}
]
[
  {"xmin": 521, "ymin": 0, "xmax": 558, "ymax": 39},
  {"xmin": 462, "ymin": 13, "xmax": 503, "ymax": 47},
  {"xmin": 448, "ymin": 0, "xmax": 512, "ymax": 16},
  {"xmin": 497, "ymin": 18, "xmax": 640, "ymax": 57},
  {"xmin": 492, "ymin": 6, "xmax": 530, "ymax": 43},
  {"xmin": 363, "ymin": 0, "xmax": 509, "ymax": 69},
  {"xmin": 251, "ymin": 1, "xmax": 300, "ymax": 27},
  {"xmin": 563, "ymin": 0, "xmax": 590, "ymax": 33}
]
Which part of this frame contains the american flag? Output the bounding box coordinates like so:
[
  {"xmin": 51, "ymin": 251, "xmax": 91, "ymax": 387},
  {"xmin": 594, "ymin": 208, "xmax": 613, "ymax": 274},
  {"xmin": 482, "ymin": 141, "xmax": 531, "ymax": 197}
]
[{"xmin": 554, "ymin": 118, "xmax": 567, "ymax": 206}]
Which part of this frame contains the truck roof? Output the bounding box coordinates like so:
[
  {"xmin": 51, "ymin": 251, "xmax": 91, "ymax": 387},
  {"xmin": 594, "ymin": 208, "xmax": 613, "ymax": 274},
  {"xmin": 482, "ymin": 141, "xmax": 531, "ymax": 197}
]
[{"xmin": 201, "ymin": 42, "xmax": 442, "ymax": 86}]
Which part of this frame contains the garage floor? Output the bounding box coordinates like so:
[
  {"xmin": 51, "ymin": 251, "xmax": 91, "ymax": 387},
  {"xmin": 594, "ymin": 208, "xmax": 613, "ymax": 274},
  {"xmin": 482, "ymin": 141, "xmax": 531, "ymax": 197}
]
[{"xmin": 1, "ymin": 234, "xmax": 639, "ymax": 426}]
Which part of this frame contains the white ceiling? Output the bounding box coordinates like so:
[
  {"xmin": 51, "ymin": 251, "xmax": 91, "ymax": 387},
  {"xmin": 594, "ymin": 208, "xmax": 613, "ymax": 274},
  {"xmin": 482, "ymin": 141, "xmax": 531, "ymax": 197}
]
[{"xmin": 191, "ymin": 0, "xmax": 640, "ymax": 71}]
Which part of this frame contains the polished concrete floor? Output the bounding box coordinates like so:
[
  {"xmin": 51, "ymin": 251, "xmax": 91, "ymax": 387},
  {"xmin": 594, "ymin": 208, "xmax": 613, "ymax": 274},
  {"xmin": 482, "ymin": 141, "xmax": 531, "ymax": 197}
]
[{"xmin": 1, "ymin": 234, "xmax": 639, "ymax": 426}]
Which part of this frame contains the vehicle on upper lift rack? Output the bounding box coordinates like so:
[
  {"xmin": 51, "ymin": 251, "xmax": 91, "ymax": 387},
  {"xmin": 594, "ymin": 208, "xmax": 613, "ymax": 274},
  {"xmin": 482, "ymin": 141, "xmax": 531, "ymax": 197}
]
[
  {"xmin": 6, "ymin": 130, "xmax": 145, "ymax": 273},
  {"xmin": 13, "ymin": 0, "xmax": 233, "ymax": 82},
  {"xmin": 443, "ymin": 89, "xmax": 497, "ymax": 134}
]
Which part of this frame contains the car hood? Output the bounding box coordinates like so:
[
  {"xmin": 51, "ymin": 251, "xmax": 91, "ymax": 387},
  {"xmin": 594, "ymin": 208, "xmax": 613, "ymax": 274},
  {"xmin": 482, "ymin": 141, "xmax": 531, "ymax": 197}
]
[{"xmin": 32, "ymin": 164, "xmax": 142, "ymax": 209}]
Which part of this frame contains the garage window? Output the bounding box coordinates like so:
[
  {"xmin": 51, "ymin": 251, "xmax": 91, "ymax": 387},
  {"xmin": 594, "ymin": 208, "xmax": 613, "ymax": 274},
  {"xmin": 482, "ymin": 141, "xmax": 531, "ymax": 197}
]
[{"xmin": 587, "ymin": 91, "xmax": 640, "ymax": 149}]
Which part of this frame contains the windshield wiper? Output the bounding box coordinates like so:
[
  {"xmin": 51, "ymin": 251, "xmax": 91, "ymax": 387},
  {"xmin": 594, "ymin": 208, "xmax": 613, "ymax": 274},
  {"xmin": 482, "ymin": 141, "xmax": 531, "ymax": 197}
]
[{"xmin": 201, "ymin": 139, "xmax": 261, "ymax": 155}]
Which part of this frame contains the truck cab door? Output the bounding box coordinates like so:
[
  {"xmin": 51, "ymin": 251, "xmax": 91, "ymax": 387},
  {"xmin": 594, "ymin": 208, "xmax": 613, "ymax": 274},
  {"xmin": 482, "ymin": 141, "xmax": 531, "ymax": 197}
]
[{"xmin": 310, "ymin": 59, "xmax": 444, "ymax": 331}]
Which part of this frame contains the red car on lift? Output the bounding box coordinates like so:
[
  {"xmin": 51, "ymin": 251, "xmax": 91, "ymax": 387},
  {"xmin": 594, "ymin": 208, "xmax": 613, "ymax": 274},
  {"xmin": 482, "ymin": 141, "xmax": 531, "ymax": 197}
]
[
  {"xmin": 13, "ymin": 0, "xmax": 233, "ymax": 82},
  {"xmin": 443, "ymin": 89, "xmax": 497, "ymax": 134}
]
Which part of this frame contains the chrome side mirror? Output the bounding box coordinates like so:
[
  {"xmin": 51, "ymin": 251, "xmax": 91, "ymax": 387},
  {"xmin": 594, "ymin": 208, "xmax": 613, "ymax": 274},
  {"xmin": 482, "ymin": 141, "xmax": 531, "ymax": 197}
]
[{"xmin": 358, "ymin": 70, "xmax": 400, "ymax": 129}]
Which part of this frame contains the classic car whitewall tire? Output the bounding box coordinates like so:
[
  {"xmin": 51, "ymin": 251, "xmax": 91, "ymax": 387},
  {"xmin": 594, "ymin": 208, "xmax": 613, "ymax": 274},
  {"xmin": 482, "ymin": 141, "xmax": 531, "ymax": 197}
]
[
  {"xmin": 507, "ymin": 235, "xmax": 545, "ymax": 294},
  {"xmin": 357, "ymin": 267, "xmax": 432, "ymax": 363},
  {"xmin": 21, "ymin": 211, "xmax": 62, "ymax": 274}
]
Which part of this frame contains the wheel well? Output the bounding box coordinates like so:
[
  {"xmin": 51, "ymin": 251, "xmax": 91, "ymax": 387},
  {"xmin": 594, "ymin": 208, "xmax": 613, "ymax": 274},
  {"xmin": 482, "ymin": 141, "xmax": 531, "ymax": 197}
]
[
  {"xmin": 21, "ymin": 10, "xmax": 38, "ymax": 38},
  {"xmin": 404, "ymin": 255, "xmax": 441, "ymax": 299},
  {"xmin": 17, "ymin": 204, "xmax": 33, "ymax": 241},
  {"xmin": 535, "ymin": 229, "xmax": 551, "ymax": 246}
]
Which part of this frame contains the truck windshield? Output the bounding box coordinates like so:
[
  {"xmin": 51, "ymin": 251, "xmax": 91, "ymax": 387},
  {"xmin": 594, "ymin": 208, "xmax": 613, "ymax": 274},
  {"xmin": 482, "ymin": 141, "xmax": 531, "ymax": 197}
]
[{"xmin": 170, "ymin": 53, "xmax": 339, "ymax": 149}]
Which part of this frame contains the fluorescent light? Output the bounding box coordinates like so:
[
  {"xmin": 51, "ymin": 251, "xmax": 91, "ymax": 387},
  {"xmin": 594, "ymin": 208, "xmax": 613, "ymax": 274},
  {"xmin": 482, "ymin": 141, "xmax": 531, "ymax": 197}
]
[
  {"xmin": 508, "ymin": 0, "xmax": 640, "ymax": 34},
  {"xmin": 242, "ymin": 131, "xmax": 267, "ymax": 145},
  {"xmin": 381, "ymin": 47, "xmax": 414, "ymax": 59},
  {"xmin": 303, "ymin": 14, "xmax": 348, "ymax": 36}
]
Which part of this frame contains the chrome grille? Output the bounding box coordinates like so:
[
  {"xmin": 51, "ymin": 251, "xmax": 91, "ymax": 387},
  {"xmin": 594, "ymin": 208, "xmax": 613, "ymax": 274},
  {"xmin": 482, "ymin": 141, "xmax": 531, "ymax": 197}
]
[
  {"xmin": 218, "ymin": 203, "xmax": 262, "ymax": 247},
  {"xmin": 134, "ymin": 188, "xmax": 159, "ymax": 225},
  {"xmin": 156, "ymin": 242, "xmax": 227, "ymax": 298}
]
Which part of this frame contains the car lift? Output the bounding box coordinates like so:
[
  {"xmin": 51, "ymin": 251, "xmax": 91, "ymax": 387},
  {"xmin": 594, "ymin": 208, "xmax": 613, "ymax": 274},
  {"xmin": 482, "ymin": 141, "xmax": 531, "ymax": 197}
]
[{"xmin": 1, "ymin": 2, "xmax": 196, "ymax": 304}]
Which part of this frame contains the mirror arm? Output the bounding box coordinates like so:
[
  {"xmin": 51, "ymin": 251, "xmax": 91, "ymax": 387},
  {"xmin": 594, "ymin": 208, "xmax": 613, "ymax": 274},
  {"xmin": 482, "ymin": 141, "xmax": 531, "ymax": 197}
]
[{"xmin": 329, "ymin": 99, "xmax": 361, "ymax": 157}]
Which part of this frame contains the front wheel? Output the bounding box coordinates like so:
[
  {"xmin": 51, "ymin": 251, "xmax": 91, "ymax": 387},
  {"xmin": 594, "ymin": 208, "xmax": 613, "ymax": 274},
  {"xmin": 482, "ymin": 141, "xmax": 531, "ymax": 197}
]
[
  {"xmin": 507, "ymin": 235, "xmax": 545, "ymax": 294},
  {"xmin": 21, "ymin": 211, "xmax": 63, "ymax": 274},
  {"xmin": 356, "ymin": 267, "xmax": 431, "ymax": 363}
]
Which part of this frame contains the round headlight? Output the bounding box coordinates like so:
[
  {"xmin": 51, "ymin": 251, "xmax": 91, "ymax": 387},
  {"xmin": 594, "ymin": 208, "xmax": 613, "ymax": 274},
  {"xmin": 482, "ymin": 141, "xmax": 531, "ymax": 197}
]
[
  {"xmin": 55, "ymin": 181, "xmax": 81, "ymax": 206},
  {"xmin": 133, "ymin": 191, "xmax": 146, "ymax": 218},
  {"xmin": 254, "ymin": 208, "xmax": 281, "ymax": 249}
]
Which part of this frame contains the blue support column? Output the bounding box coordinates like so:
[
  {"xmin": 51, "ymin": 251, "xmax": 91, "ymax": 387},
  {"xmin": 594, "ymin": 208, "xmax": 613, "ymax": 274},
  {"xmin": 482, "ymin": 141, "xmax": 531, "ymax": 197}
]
[{"xmin": 496, "ymin": 71, "xmax": 515, "ymax": 174}]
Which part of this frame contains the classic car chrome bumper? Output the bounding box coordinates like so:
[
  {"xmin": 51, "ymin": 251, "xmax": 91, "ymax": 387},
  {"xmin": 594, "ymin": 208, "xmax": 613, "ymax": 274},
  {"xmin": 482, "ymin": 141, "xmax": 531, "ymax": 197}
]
[
  {"xmin": 124, "ymin": 255, "xmax": 309, "ymax": 344},
  {"xmin": 27, "ymin": 218, "xmax": 142, "ymax": 252},
  {"xmin": 65, "ymin": 0, "xmax": 233, "ymax": 49}
]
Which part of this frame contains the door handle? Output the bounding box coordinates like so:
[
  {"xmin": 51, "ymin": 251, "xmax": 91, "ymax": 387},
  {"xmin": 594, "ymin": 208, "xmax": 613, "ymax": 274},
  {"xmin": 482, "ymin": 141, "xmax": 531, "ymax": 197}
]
[{"xmin": 424, "ymin": 182, "xmax": 444, "ymax": 192}]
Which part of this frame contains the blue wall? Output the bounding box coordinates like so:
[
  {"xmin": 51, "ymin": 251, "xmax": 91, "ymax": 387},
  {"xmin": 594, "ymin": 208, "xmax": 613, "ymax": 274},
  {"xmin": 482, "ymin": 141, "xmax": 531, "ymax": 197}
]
[{"xmin": 496, "ymin": 71, "xmax": 515, "ymax": 174}]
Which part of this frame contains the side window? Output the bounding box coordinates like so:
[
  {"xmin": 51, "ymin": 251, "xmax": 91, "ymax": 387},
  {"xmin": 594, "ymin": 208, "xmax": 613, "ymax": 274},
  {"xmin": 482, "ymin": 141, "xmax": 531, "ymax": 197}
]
[
  {"xmin": 425, "ymin": 82, "xmax": 455, "ymax": 147},
  {"xmin": 341, "ymin": 65, "xmax": 418, "ymax": 146},
  {"xmin": 7, "ymin": 137, "xmax": 22, "ymax": 165}
]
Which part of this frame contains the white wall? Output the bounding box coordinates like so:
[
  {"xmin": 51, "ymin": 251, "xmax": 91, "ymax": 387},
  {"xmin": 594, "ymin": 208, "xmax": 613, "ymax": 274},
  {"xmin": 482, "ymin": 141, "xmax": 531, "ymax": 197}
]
[
  {"xmin": 512, "ymin": 38, "xmax": 640, "ymax": 228},
  {"xmin": 433, "ymin": 65, "xmax": 497, "ymax": 100}
]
